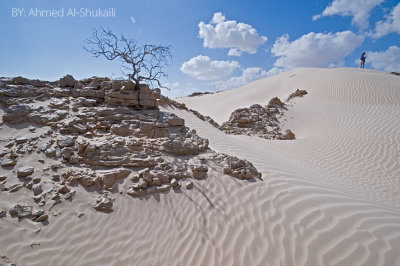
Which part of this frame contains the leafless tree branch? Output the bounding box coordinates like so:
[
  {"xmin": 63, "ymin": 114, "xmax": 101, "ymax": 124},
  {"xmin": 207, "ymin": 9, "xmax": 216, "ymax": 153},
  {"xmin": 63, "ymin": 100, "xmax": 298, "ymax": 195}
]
[{"xmin": 84, "ymin": 27, "xmax": 172, "ymax": 90}]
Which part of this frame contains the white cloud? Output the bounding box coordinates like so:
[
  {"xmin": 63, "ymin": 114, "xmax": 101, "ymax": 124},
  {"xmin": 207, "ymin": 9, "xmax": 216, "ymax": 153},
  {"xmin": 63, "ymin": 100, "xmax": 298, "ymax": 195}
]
[
  {"xmin": 270, "ymin": 31, "xmax": 364, "ymax": 69},
  {"xmin": 211, "ymin": 12, "xmax": 225, "ymax": 24},
  {"xmin": 130, "ymin": 16, "xmax": 136, "ymax": 24},
  {"xmin": 313, "ymin": 0, "xmax": 383, "ymax": 28},
  {"xmin": 227, "ymin": 48, "xmax": 242, "ymax": 56},
  {"xmin": 180, "ymin": 55, "xmax": 240, "ymax": 80},
  {"xmin": 164, "ymin": 82, "xmax": 180, "ymax": 88},
  {"xmin": 198, "ymin": 12, "xmax": 267, "ymax": 55},
  {"xmin": 213, "ymin": 67, "xmax": 270, "ymax": 90},
  {"xmin": 371, "ymin": 3, "xmax": 400, "ymax": 38},
  {"xmin": 312, "ymin": 14, "xmax": 322, "ymax": 21},
  {"xmin": 366, "ymin": 46, "xmax": 400, "ymax": 72}
]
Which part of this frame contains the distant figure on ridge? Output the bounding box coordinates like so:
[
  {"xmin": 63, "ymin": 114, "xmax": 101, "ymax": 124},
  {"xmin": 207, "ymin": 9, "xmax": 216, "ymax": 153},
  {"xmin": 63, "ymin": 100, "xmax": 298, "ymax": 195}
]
[{"xmin": 360, "ymin": 52, "xmax": 366, "ymax": 68}]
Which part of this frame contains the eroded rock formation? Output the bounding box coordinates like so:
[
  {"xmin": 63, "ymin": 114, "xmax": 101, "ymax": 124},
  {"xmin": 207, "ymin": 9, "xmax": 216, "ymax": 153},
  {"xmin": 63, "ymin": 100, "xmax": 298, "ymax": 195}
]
[{"xmin": 0, "ymin": 75, "xmax": 261, "ymax": 222}]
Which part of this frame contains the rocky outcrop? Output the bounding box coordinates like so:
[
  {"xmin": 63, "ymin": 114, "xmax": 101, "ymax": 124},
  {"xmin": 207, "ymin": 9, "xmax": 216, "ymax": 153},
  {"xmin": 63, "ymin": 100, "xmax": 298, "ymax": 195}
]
[
  {"xmin": 220, "ymin": 103, "xmax": 286, "ymax": 139},
  {"xmin": 160, "ymin": 96, "xmax": 220, "ymax": 129},
  {"xmin": 0, "ymin": 76, "xmax": 160, "ymax": 110},
  {"xmin": 216, "ymin": 153, "xmax": 262, "ymax": 180},
  {"xmin": 287, "ymin": 89, "xmax": 308, "ymax": 101},
  {"xmin": 59, "ymin": 74, "xmax": 75, "ymax": 87},
  {"xmin": 220, "ymin": 90, "xmax": 308, "ymax": 140},
  {"xmin": 93, "ymin": 193, "xmax": 114, "ymax": 212},
  {"xmin": 11, "ymin": 76, "xmax": 48, "ymax": 87},
  {"xmin": 187, "ymin": 91, "xmax": 214, "ymax": 97},
  {"xmin": 0, "ymin": 75, "xmax": 262, "ymax": 221}
]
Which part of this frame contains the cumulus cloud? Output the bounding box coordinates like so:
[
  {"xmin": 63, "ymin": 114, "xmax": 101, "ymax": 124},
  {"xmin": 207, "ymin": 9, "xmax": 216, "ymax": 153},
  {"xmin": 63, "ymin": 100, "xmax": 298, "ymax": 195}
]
[
  {"xmin": 211, "ymin": 12, "xmax": 225, "ymax": 24},
  {"xmin": 213, "ymin": 67, "xmax": 270, "ymax": 90},
  {"xmin": 227, "ymin": 48, "xmax": 241, "ymax": 56},
  {"xmin": 313, "ymin": 0, "xmax": 383, "ymax": 28},
  {"xmin": 371, "ymin": 3, "xmax": 400, "ymax": 38},
  {"xmin": 164, "ymin": 82, "xmax": 180, "ymax": 88},
  {"xmin": 180, "ymin": 55, "xmax": 240, "ymax": 80},
  {"xmin": 198, "ymin": 12, "xmax": 267, "ymax": 56},
  {"xmin": 366, "ymin": 46, "xmax": 400, "ymax": 72},
  {"xmin": 270, "ymin": 31, "xmax": 364, "ymax": 69}
]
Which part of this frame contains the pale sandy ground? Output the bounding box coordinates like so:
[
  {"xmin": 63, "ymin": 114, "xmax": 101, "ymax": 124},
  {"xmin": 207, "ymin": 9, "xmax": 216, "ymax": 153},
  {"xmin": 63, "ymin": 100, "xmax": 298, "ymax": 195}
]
[{"xmin": 1, "ymin": 67, "xmax": 400, "ymax": 266}]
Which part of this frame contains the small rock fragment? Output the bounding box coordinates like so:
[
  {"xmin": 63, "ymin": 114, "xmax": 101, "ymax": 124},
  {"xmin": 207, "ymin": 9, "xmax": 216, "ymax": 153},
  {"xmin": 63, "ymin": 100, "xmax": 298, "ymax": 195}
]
[
  {"xmin": 32, "ymin": 209, "xmax": 44, "ymax": 217},
  {"xmin": 186, "ymin": 181, "xmax": 193, "ymax": 190},
  {"xmin": 1, "ymin": 157, "xmax": 16, "ymax": 167},
  {"xmin": 17, "ymin": 166, "xmax": 35, "ymax": 177},
  {"xmin": 58, "ymin": 185, "xmax": 70, "ymax": 194},
  {"xmin": 34, "ymin": 214, "xmax": 49, "ymax": 222},
  {"xmin": 32, "ymin": 184, "xmax": 43, "ymax": 195},
  {"xmin": 9, "ymin": 184, "xmax": 23, "ymax": 193},
  {"xmin": 284, "ymin": 129, "xmax": 295, "ymax": 140},
  {"xmin": 9, "ymin": 204, "xmax": 32, "ymax": 218},
  {"xmin": 170, "ymin": 178, "xmax": 178, "ymax": 188},
  {"xmin": 93, "ymin": 194, "xmax": 113, "ymax": 212}
]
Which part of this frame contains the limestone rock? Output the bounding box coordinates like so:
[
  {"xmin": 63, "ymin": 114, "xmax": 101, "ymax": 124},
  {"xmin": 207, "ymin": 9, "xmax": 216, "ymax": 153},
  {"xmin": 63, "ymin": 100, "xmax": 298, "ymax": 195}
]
[
  {"xmin": 138, "ymin": 168, "xmax": 152, "ymax": 183},
  {"xmin": 11, "ymin": 76, "xmax": 30, "ymax": 84},
  {"xmin": 17, "ymin": 166, "xmax": 35, "ymax": 177},
  {"xmin": 57, "ymin": 137, "xmax": 75, "ymax": 148},
  {"xmin": 1, "ymin": 157, "xmax": 16, "ymax": 167},
  {"xmin": 283, "ymin": 129, "xmax": 295, "ymax": 140},
  {"xmin": 15, "ymin": 137, "xmax": 28, "ymax": 144},
  {"xmin": 58, "ymin": 185, "xmax": 70, "ymax": 194},
  {"xmin": 79, "ymin": 175, "xmax": 96, "ymax": 187},
  {"xmin": 186, "ymin": 181, "xmax": 193, "ymax": 190},
  {"xmin": 32, "ymin": 209, "xmax": 44, "ymax": 218},
  {"xmin": 9, "ymin": 184, "xmax": 23, "ymax": 192},
  {"xmin": 127, "ymin": 187, "xmax": 147, "ymax": 197},
  {"xmin": 32, "ymin": 177, "xmax": 41, "ymax": 184},
  {"xmin": 97, "ymin": 168, "xmax": 131, "ymax": 189},
  {"xmin": 287, "ymin": 89, "xmax": 308, "ymax": 100},
  {"xmin": 220, "ymin": 97, "xmax": 291, "ymax": 140},
  {"xmin": 217, "ymin": 154, "xmax": 261, "ymax": 180},
  {"xmin": 34, "ymin": 214, "xmax": 49, "ymax": 222},
  {"xmin": 59, "ymin": 74, "xmax": 75, "ymax": 87},
  {"xmin": 32, "ymin": 184, "xmax": 43, "ymax": 195},
  {"xmin": 3, "ymin": 104, "xmax": 31, "ymax": 123},
  {"xmin": 268, "ymin": 97, "xmax": 285, "ymax": 108},
  {"xmin": 170, "ymin": 178, "xmax": 179, "ymax": 188},
  {"xmin": 33, "ymin": 195, "xmax": 42, "ymax": 203},
  {"xmin": 94, "ymin": 194, "xmax": 113, "ymax": 212},
  {"xmin": 110, "ymin": 123, "xmax": 131, "ymax": 136},
  {"xmin": 45, "ymin": 147, "xmax": 57, "ymax": 157},
  {"xmin": 191, "ymin": 163, "xmax": 208, "ymax": 179},
  {"xmin": 138, "ymin": 178, "xmax": 148, "ymax": 189},
  {"xmin": 9, "ymin": 204, "xmax": 32, "ymax": 218},
  {"xmin": 61, "ymin": 147, "xmax": 74, "ymax": 160}
]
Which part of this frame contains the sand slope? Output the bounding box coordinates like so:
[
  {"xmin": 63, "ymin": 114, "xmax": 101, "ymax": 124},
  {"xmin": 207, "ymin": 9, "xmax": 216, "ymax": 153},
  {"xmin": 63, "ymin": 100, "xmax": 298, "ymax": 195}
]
[
  {"xmin": 178, "ymin": 68, "xmax": 400, "ymax": 208},
  {"xmin": 2, "ymin": 68, "xmax": 400, "ymax": 266}
]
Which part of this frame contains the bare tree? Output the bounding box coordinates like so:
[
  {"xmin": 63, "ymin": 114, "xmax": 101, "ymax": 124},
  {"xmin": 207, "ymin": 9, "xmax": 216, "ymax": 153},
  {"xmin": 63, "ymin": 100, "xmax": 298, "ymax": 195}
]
[{"xmin": 84, "ymin": 28, "xmax": 172, "ymax": 90}]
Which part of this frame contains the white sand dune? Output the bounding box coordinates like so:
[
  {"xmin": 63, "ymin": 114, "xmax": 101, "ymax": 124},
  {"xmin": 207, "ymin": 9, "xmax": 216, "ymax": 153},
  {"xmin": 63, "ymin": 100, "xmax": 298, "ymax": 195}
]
[{"xmin": 2, "ymin": 67, "xmax": 400, "ymax": 265}]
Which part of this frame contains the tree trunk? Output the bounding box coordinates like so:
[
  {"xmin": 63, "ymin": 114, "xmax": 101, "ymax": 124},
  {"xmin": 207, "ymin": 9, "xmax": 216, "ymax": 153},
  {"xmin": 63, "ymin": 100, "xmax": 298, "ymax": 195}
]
[{"xmin": 135, "ymin": 82, "xmax": 141, "ymax": 108}]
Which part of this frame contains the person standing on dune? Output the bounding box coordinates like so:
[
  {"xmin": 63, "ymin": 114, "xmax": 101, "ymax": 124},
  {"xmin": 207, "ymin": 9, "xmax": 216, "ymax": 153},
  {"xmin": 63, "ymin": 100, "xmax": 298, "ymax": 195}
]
[{"xmin": 360, "ymin": 52, "xmax": 366, "ymax": 68}]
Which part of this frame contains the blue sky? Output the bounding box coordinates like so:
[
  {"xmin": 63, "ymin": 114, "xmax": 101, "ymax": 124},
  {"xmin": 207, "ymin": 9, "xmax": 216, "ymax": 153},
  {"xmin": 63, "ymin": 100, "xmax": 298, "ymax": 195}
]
[{"xmin": 1, "ymin": 0, "xmax": 399, "ymax": 97}]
